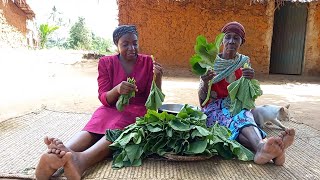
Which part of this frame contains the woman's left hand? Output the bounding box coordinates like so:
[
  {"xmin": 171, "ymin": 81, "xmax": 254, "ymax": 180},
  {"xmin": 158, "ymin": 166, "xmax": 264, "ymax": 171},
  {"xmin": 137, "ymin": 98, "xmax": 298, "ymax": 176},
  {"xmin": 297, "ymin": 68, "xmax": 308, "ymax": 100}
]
[
  {"xmin": 153, "ymin": 61, "xmax": 163, "ymax": 77},
  {"xmin": 242, "ymin": 67, "xmax": 255, "ymax": 79}
]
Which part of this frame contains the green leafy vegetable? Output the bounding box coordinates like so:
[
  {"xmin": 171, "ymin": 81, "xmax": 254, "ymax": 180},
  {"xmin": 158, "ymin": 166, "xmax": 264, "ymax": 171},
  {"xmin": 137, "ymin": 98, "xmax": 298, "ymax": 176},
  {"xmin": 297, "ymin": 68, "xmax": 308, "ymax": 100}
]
[
  {"xmin": 116, "ymin": 77, "xmax": 136, "ymax": 111},
  {"xmin": 227, "ymin": 63, "xmax": 263, "ymax": 115},
  {"xmin": 145, "ymin": 80, "xmax": 165, "ymax": 110},
  {"xmin": 106, "ymin": 104, "xmax": 254, "ymax": 169},
  {"xmin": 145, "ymin": 55, "xmax": 165, "ymax": 110},
  {"xmin": 190, "ymin": 34, "xmax": 224, "ymax": 75},
  {"xmin": 189, "ymin": 34, "xmax": 224, "ymax": 106}
]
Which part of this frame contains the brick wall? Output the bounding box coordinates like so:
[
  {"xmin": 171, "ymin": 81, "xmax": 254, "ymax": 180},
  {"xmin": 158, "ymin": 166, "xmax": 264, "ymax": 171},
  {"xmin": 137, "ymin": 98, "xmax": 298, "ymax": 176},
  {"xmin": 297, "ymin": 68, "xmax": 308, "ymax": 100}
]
[
  {"xmin": 118, "ymin": 0, "xmax": 273, "ymax": 74},
  {"xmin": 0, "ymin": 1, "xmax": 27, "ymax": 48}
]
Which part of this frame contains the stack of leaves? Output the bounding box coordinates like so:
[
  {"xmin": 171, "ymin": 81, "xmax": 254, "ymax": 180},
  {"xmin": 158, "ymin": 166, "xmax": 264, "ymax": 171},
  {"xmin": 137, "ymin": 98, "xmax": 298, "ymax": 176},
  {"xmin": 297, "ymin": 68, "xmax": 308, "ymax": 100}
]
[
  {"xmin": 106, "ymin": 105, "xmax": 254, "ymax": 169},
  {"xmin": 145, "ymin": 55, "xmax": 165, "ymax": 110},
  {"xmin": 227, "ymin": 63, "xmax": 263, "ymax": 116},
  {"xmin": 189, "ymin": 34, "xmax": 224, "ymax": 106},
  {"xmin": 116, "ymin": 77, "xmax": 136, "ymax": 111}
]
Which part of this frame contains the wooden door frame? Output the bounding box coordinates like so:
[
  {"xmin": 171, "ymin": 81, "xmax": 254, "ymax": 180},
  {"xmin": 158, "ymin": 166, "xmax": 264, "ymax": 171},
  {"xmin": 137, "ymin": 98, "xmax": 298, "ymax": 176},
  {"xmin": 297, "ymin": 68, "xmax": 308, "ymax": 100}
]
[{"xmin": 301, "ymin": 3, "xmax": 310, "ymax": 75}]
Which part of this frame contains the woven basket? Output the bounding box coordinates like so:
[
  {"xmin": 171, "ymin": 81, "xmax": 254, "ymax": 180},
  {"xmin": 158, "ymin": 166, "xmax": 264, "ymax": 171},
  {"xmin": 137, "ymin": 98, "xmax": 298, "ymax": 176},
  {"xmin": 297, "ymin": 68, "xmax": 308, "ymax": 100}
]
[{"xmin": 163, "ymin": 153, "xmax": 212, "ymax": 161}]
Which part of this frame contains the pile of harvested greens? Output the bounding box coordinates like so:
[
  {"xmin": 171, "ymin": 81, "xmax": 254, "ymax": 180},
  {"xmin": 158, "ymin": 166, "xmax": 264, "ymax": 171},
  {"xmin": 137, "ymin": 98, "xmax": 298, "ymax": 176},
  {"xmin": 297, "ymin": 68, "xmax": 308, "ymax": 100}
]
[{"xmin": 106, "ymin": 105, "xmax": 254, "ymax": 169}]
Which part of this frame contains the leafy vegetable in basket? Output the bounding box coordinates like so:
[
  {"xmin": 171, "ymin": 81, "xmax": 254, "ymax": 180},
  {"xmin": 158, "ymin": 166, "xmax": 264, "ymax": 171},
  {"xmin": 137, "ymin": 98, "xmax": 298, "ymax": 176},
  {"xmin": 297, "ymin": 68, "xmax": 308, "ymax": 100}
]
[
  {"xmin": 145, "ymin": 55, "xmax": 165, "ymax": 110},
  {"xmin": 227, "ymin": 63, "xmax": 263, "ymax": 116},
  {"xmin": 106, "ymin": 105, "xmax": 254, "ymax": 169},
  {"xmin": 189, "ymin": 34, "xmax": 224, "ymax": 106},
  {"xmin": 116, "ymin": 77, "xmax": 136, "ymax": 111}
]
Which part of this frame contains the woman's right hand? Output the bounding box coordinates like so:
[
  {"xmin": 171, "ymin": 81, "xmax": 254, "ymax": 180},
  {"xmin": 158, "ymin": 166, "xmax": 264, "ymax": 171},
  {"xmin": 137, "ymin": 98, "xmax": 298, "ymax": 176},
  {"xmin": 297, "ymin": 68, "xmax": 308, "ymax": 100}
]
[
  {"xmin": 116, "ymin": 81, "xmax": 137, "ymax": 95},
  {"xmin": 200, "ymin": 70, "xmax": 216, "ymax": 84}
]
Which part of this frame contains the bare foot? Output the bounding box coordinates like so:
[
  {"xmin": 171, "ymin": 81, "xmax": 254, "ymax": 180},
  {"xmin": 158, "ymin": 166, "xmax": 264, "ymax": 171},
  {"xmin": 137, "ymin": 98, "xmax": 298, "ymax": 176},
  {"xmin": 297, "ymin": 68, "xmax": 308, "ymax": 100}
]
[
  {"xmin": 51, "ymin": 138, "xmax": 83, "ymax": 180},
  {"xmin": 44, "ymin": 136, "xmax": 55, "ymax": 150},
  {"xmin": 280, "ymin": 128, "xmax": 295, "ymax": 149},
  {"xmin": 47, "ymin": 138, "xmax": 69, "ymax": 158},
  {"xmin": 273, "ymin": 152, "xmax": 285, "ymax": 166},
  {"xmin": 44, "ymin": 136, "xmax": 63, "ymax": 155},
  {"xmin": 44, "ymin": 136, "xmax": 54, "ymax": 146},
  {"xmin": 254, "ymin": 137, "xmax": 283, "ymax": 165},
  {"xmin": 64, "ymin": 154, "xmax": 82, "ymax": 180},
  {"xmin": 272, "ymin": 128, "xmax": 295, "ymax": 166},
  {"xmin": 35, "ymin": 152, "xmax": 71, "ymax": 180}
]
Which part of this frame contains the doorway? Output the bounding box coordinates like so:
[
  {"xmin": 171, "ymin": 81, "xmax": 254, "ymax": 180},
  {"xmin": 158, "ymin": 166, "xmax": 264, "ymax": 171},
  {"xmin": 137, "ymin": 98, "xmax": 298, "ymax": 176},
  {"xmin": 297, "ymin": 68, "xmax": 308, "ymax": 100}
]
[{"xmin": 269, "ymin": 2, "xmax": 308, "ymax": 75}]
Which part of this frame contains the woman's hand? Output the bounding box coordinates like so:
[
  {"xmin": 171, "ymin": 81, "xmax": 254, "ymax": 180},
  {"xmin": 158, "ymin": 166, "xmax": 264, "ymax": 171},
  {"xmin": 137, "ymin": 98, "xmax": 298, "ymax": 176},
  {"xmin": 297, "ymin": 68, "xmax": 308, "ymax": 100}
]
[
  {"xmin": 200, "ymin": 70, "xmax": 216, "ymax": 84},
  {"xmin": 242, "ymin": 68, "xmax": 255, "ymax": 79},
  {"xmin": 153, "ymin": 61, "xmax": 163, "ymax": 78},
  {"xmin": 152, "ymin": 60, "xmax": 163, "ymax": 90},
  {"xmin": 116, "ymin": 81, "xmax": 137, "ymax": 95}
]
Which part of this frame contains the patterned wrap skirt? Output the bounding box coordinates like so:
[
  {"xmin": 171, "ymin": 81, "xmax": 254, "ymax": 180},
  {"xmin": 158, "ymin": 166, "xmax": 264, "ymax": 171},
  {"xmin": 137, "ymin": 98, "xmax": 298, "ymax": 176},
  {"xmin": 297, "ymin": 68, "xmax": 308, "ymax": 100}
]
[{"xmin": 202, "ymin": 98, "xmax": 267, "ymax": 140}]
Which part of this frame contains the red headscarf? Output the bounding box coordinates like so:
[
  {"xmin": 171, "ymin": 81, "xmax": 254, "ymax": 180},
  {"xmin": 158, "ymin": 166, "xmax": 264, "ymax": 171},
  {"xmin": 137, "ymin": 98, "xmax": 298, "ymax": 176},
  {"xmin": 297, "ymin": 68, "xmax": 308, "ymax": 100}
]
[{"xmin": 221, "ymin": 21, "xmax": 246, "ymax": 44}]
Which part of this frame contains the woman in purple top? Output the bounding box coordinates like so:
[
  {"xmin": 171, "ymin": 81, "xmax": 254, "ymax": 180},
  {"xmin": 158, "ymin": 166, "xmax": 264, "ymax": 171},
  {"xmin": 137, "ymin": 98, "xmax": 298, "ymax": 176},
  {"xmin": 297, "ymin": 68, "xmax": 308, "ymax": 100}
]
[{"xmin": 35, "ymin": 25, "xmax": 163, "ymax": 179}]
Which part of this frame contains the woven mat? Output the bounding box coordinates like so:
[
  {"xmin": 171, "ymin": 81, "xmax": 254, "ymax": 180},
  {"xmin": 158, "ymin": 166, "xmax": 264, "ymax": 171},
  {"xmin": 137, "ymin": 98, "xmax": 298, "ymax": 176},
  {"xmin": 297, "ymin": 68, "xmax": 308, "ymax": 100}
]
[{"xmin": 0, "ymin": 109, "xmax": 319, "ymax": 180}]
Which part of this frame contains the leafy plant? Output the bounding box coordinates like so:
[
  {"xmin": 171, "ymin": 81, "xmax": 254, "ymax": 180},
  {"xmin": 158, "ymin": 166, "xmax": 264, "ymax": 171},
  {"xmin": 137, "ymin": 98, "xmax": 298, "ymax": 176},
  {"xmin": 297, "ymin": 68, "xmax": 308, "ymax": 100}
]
[
  {"xmin": 39, "ymin": 24, "xmax": 59, "ymax": 49},
  {"xmin": 145, "ymin": 80, "xmax": 165, "ymax": 111},
  {"xmin": 91, "ymin": 33, "xmax": 113, "ymax": 54},
  {"xmin": 227, "ymin": 63, "xmax": 263, "ymax": 115},
  {"xmin": 145, "ymin": 55, "xmax": 165, "ymax": 110},
  {"xmin": 189, "ymin": 34, "xmax": 224, "ymax": 106},
  {"xmin": 190, "ymin": 34, "xmax": 224, "ymax": 75},
  {"xmin": 116, "ymin": 77, "xmax": 136, "ymax": 111},
  {"xmin": 67, "ymin": 17, "xmax": 92, "ymax": 50},
  {"xmin": 106, "ymin": 105, "xmax": 254, "ymax": 169}
]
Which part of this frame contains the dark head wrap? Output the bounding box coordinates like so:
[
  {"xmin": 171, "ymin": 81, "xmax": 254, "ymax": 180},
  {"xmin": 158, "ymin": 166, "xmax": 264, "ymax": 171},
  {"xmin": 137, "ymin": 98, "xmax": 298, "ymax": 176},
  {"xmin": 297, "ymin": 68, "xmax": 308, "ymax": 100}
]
[
  {"xmin": 221, "ymin": 21, "xmax": 246, "ymax": 44},
  {"xmin": 113, "ymin": 25, "xmax": 138, "ymax": 45}
]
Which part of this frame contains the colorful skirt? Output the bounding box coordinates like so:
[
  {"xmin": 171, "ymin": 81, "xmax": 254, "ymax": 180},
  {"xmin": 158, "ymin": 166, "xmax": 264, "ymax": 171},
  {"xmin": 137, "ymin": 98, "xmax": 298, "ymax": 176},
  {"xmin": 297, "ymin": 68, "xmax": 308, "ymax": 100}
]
[{"xmin": 202, "ymin": 98, "xmax": 267, "ymax": 140}]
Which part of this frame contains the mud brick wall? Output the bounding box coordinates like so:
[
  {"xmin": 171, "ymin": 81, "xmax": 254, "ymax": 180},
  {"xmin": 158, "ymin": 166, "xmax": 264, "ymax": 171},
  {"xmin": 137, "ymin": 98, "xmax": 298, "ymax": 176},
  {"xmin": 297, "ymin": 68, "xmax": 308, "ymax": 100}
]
[
  {"xmin": 304, "ymin": 2, "xmax": 320, "ymax": 75},
  {"xmin": 118, "ymin": 0, "xmax": 273, "ymax": 74},
  {"xmin": 0, "ymin": 1, "xmax": 27, "ymax": 48}
]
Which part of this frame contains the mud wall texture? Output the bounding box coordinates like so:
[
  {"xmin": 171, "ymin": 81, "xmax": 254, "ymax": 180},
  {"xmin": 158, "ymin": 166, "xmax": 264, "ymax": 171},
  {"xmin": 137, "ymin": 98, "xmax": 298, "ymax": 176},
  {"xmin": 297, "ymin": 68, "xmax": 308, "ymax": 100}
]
[
  {"xmin": 0, "ymin": 1, "xmax": 27, "ymax": 48},
  {"xmin": 118, "ymin": 0, "xmax": 320, "ymax": 75},
  {"xmin": 118, "ymin": 0, "xmax": 272, "ymax": 74},
  {"xmin": 304, "ymin": 2, "xmax": 320, "ymax": 75}
]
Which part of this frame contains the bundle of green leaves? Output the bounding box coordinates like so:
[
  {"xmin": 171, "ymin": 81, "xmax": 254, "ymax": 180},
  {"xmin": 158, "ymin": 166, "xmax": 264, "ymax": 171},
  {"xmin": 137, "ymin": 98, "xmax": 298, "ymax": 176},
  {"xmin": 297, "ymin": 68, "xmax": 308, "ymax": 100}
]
[
  {"xmin": 189, "ymin": 34, "xmax": 224, "ymax": 106},
  {"xmin": 106, "ymin": 105, "xmax": 254, "ymax": 169},
  {"xmin": 227, "ymin": 63, "xmax": 263, "ymax": 116},
  {"xmin": 116, "ymin": 77, "xmax": 136, "ymax": 111},
  {"xmin": 189, "ymin": 34, "xmax": 224, "ymax": 76},
  {"xmin": 145, "ymin": 55, "xmax": 165, "ymax": 111},
  {"xmin": 145, "ymin": 80, "xmax": 165, "ymax": 110}
]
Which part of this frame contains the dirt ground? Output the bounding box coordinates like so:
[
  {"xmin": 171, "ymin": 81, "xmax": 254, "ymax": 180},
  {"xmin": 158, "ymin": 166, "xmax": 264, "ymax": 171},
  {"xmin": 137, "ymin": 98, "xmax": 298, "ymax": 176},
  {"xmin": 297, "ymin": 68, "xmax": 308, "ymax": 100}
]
[{"xmin": 1, "ymin": 49, "xmax": 319, "ymax": 130}]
